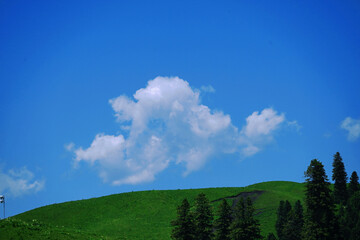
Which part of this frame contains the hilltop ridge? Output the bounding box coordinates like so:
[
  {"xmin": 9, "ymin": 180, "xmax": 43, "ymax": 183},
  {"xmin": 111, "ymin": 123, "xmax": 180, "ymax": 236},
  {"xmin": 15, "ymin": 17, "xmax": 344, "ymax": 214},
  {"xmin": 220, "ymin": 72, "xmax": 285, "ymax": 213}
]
[{"xmin": 0, "ymin": 181, "xmax": 305, "ymax": 239}]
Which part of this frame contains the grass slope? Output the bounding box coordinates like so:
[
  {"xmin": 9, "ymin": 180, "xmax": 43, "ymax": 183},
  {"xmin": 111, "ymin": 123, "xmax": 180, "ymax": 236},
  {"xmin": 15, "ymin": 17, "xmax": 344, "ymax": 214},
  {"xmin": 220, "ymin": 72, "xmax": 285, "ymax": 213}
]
[{"xmin": 0, "ymin": 181, "xmax": 305, "ymax": 239}]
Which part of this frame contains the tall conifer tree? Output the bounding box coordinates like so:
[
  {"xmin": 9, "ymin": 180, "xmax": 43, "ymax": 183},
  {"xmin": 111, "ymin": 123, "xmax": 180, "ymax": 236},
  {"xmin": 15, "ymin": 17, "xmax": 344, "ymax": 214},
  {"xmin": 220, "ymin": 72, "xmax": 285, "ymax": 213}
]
[
  {"xmin": 332, "ymin": 152, "xmax": 348, "ymax": 204},
  {"xmin": 171, "ymin": 198, "xmax": 195, "ymax": 240},
  {"xmin": 303, "ymin": 159, "xmax": 338, "ymax": 240},
  {"xmin": 266, "ymin": 233, "xmax": 277, "ymax": 240},
  {"xmin": 282, "ymin": 200, "xmax": 303, "ymax": 240},
  {"xmin": 230, "ymin": 197, "xmax": 261, "ymax": 240},
  {"xmin": 245, "ymin": 197, "xmax": 262, "ymax": 240},
  {"xmin": 214, "ymin": 198, "xmax": 232, "ymax": 240},
  {"xmin": 275, "ymin": 201, "xmax": 285, "ymax": 239},
  {"xmin": 293, "ymin": 200, "xmax": 304, "ymax": 233},
  {"xmin": 284, "ymin": 201, "xmax": 292, "ymax": 219},
  {"xmin": 344, "ymin": 191, "xmax": 360, "ymax": 240},
  {"xmin": 193, "ymin": 193, "xmax": 213, "ymax": 240},
  {"xmin": 231, "ymin": 197, "xmax": 246, "ymax": 240},
  {"xmin": 276, "ymin": 200, "xmax": 292, "ymax": 240},
  {"xmin": 348, "ymin": 171, "xmax": 359, "ymax": 197}
]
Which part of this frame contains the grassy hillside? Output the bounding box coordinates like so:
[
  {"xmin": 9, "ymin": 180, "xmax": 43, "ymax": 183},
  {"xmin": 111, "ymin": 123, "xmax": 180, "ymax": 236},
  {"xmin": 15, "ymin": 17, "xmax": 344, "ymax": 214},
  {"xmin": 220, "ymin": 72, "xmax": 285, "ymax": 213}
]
[{"xmin": 0, "ymin": 181, "xmax": 305, "ymax": 239}]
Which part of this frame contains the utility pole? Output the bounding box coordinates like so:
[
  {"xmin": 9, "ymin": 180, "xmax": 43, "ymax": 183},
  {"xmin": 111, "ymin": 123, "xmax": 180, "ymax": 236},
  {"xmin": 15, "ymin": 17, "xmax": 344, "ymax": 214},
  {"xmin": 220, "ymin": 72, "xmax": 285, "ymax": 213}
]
[{"xmin": 0, "ymin": 195, "xmax": 4, "ymax": 219}]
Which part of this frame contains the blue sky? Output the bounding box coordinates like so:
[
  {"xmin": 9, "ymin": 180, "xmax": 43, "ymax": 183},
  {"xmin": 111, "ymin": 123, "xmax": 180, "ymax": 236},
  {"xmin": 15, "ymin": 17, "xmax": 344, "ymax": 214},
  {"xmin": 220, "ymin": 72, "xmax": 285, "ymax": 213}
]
[{"xmin": 1, "ymin": 0, "xmax": 360, "ymax": 217}]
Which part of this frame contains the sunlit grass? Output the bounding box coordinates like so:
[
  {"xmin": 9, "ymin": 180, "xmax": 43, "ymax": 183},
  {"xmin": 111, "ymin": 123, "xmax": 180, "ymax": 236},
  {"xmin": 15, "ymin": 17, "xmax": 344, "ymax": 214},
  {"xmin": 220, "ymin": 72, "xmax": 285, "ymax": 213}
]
[{"xmin": 1, "ymin": 181, "xmax": 305, "ymax": 239}]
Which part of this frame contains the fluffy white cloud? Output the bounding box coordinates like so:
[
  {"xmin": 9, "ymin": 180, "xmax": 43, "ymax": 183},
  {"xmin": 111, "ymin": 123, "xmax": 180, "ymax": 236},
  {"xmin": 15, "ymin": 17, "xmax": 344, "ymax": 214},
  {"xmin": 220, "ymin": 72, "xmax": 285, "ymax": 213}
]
[
  {"xmin": 242, "ymin": 108, "xmax": 285, "ymax": 139},
  {"xmin": 341, "ymin": 117, "xmax": 360, "ymax": 141},
  {"xmin": 72, "ymin": 76, "xmax": 290, "ymax": 185},
  {"xmin": 239, "ymin": 108, "xmax": 285, "ymax": 156},
  {"xmin": 0, "ymin": 167, "xmax": 45, "ymax": 197},
  {"xmin": 75, "ymin": 134, "xmax": 125, "ymax": 166}
]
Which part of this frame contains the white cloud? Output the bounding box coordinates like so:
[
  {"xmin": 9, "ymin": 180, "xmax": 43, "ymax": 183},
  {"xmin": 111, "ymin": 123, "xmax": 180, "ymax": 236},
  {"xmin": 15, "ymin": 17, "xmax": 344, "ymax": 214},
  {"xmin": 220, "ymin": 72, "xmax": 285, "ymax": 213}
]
[
  {"xmin": 242, "ymin": 108, "xmax": 285, "ymax": 139},
  {"xmin": 200, "ymin": 85, "xmax": 215, "ymax": 93},
  {"xmin": 0, "ymin": 167, "xmax": 45, "ymax": 197},
  {"xmin": 64, "ymin": 142, "xmax": 75, "ymax": 151},
  {"xmin": 239, "ymin": 108, "xmax": 285, "ymax": 156},
  {"xmin": 242, "ymin": 145, "xmax": 260, "ymax": 157},
  {"xmin": 341, "ymin": 117, "xmax": 360, "ymax": 141},
  {"xmin": 287, "ymin": 120, "xmax": 301, "ymax": 132},
  {"xmin": 72, "ymin": 76, "xmax": 291, "ymax": 185},
  {"xmin": 75, "ymin": 134, "xmax": 125, "ymax": 166}
]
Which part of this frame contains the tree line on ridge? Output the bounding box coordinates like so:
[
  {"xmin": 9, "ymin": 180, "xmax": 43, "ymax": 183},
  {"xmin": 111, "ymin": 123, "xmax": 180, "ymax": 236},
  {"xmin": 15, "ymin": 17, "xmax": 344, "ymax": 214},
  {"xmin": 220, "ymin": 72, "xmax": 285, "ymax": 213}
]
[{"xmin": 171, "ymin": 152, "xmax": 360, "ymax": 240}]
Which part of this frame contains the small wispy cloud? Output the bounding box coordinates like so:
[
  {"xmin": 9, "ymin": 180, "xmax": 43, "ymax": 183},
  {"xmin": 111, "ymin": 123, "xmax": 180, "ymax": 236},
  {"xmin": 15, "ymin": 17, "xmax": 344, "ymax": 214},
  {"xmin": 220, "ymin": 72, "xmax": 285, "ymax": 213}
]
[
  {"xmin": 287, "ymin": 120, "xmax": 302, "ymax": 132},
  {"xmin": 341, "ymin": 117, "xmax": 360, "ymax": 141},
  {"xmin": 323, "ymin": 132, "xmax": 332, "ymax": 138},
  {"xmin": 200, "ymin": 85, "xmax": 215, "ymax": 93},
  {"xmin": 241, "ymin": 145, "xmax": 260, "ymax": 157},
  {"xmin": 70, "ymin": 76, "xmax": 296, "ymax": 185},
  {"xmin": 64, "ymin": 142, "xmax": 75, "ymax": 151},
  {"xmin": 0, "ymin": 167, "xmax": 45, "ymax": 197}
]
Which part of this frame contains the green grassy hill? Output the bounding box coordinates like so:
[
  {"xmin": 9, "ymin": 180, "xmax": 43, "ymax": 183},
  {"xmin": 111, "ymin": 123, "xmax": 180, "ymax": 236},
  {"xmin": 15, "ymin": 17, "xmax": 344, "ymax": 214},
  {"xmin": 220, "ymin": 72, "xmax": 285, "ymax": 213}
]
[{"xmin": 0, "ymin": 181, "xmax": 305, "ymax": 239}]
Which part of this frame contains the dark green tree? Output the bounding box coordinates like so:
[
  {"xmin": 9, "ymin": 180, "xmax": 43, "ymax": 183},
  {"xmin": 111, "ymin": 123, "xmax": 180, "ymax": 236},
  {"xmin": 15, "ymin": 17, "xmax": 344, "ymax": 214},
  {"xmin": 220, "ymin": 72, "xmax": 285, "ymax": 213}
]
[
  {"xmin": 193, "ymin": 193, "xmax": 213, "ymax": 240},
  {"xmin": 231, "ymin": 197, "xmax": 246, "ymax": 240},
  {"xmin": 282, "ymin": 200, "xmax": 303, "ymax": 240},
  {"xmin": 282, "ymin": 212, "xmax": 296, "ymax": 240},
  {"xmin": 338, "ymin": 203, "xmax": 347, "ymax": 239},
  {"xmin": 332, "ymin": 152, "xmax": 348, "ymax": 204},
  {"xmin": 284, "ymin": 201, "xmax": 292, "ymax": 218},
  {"xmin": 348, "ymin": 171, "xmax": 359, "ymax": 197},
  {"xmin": 293, "ymin": 200, "xmax": 304, "ymax": 234},
  {"xmin": 340, "ymin": 171, "xmax": 360, "ymax": 239},
  {"xmin": 171, "ymin": 198, "xmax": 195, "ymax": 240},
  {"xmin": 244, "ymin": 197, "xmax": 262, "ymax": 240},
  {"xmin": 266, "ymin": 233, "xmax": 277, "ymax": 240},
  {"xmin": 344, "ymin": 191, "xmax": 360, "ymax": 240},
  {"xmin": 350, "ymin": 220, "xmax": 360, "ymax": 240},
  {"xmin": 275, "ymin": 201, "xmax": 285, "ymax": 239},
  {"xmin": 230, "ymin": 197, "xmax": 261, "ymax": 240},
  {"xmin": 214, "ymin": 198, "xmax": 232, "ymax": 240},
  {"xmin": 275, "ymin": 200, "xmax": 292, "ymax": 240},
  {"xmin": 303, "ymin": 159, "xmax": 338, "ymax": 240}
]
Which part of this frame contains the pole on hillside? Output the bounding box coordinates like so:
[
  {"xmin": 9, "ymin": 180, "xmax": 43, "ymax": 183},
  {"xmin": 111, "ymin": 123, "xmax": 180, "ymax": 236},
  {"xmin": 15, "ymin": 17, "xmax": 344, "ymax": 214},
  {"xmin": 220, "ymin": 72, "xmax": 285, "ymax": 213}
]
[{"xmin": 0, "ymin": 195, "xmax": 4, "ymax": 219}]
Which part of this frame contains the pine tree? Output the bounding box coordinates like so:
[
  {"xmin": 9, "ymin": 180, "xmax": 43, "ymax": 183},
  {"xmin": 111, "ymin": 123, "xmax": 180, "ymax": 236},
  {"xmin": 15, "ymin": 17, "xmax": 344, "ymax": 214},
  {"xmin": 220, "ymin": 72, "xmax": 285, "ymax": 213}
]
[
  {"xmin": 293, "ymin": 200, "xmax": 304, "ymax": 234},
  {"xmin": 171, "ymin": 198, "xmax": 195, "ymax": 240},
  {"xmin": 338, "ymin": 203, "xmax": 347, "ymax": 239},
  {"xmin": 214, "ymin": 198, "xmax": 232, "ymax": 240},
  {"xmin": 230, "ymin": 197, "xmax": 261, "ymax": 240},
  {"xmin": 284, "ymin": 201, "xmax": 291, "ymax": 219},
  {"xmin": 350, "ymin": 220, "xmax": 360, "ymax": 240},
  {"xmin": 282, "ymin": 212, "xmax": 296, "ymax": 240},
  {"xmin": 231, "ymin": 197, "xmax": 246, "ymax": 240},
  {"xmin": 348, "ymin": 171, "xmax": 359, "ymax": 197},
  {"xmin": 332, "ymin": 152, "xmax": 348, "ymax": 204},
  {"xmin": 193, "ymin": 193, "xmax": 213, "ymax": 240},
  {"xmin": 282, "ymin": 200, "xmax": 303, "ymax": 240},
  {"xmin": 245, "ymin": 197, "xmax": 262, "ymax": 240},
  {"xmin": 345, "ymin": 191, "xmax": 360, "ymax": 240},
  {"xmin": 275, "ymin": 200, "xmax": 292, "ymax": 240},
  {"xmin": 275, "ymin": 201, "xmax": 285, "ymax": 239},
  {"xmin": 266, "ymin": 233, "xmax": 277, "ymax": 240},
  {"xmin": 303, "ymin": 159, "xmax": 338, "ymax": 240}
]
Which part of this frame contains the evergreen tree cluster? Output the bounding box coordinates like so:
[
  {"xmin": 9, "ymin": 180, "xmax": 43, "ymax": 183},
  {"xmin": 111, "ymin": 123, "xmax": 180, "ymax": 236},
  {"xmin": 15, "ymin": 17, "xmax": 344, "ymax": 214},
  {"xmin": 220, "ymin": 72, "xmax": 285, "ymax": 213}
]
[
  {"xmin": 331, "ymin": 152, "xmax": 360, "ymax": 240},
  {"xmin": 171, "ymin": 193, "xmax": 262, "ymax": 240},
  {"xmin": 270, "ymin": 152, "xmax": 360, "ymax": 240},
  {"xmin": 172, "ymin": 152, "xmax": 359, "ymax": 240},
  {"xmin": 275, "ymin": 200, "xmax": 304, "ymax": 240}
]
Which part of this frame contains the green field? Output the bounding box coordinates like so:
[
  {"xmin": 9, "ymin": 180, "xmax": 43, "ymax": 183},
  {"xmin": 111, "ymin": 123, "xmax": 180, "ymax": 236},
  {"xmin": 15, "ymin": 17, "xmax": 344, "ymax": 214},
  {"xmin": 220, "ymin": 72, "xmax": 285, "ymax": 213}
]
[{"xmin": 0, "ymin": 181, "xmax": 305, "ymax": 239}]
